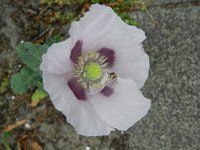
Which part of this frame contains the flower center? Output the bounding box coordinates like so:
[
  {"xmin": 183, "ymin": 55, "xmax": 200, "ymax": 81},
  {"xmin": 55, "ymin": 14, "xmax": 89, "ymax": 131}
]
[
  {"xmin": 74, "ymin": 51, "xmax": 108, "ymax": 89},
  {"xmin": 84, "ymin": 62, "xmax": 102, "ymax": 81}
]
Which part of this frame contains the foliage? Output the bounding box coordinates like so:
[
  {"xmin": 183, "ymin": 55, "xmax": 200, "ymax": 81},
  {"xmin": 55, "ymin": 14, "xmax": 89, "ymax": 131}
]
[
  {"xmin": 11, "ymin": 67, "xmax": 40, "ymax": 94},
  {"xmin": 0, "ymin": 131, "xmax": 12, "ymax": 150},
  {"xmin": 0, "ymin": 76, "xmax": 9, "ymax": 94},
  {"xmin": 49, "ymin": 11, "xmax": 77, "ymax": 24},
  {"xmin": 16, "ymin": 42, "xmax": 49, "ymax": 74},
  {"xmin": 40, "ymin": 0, "xmax": 85, "ymax": 5},
  {"xmin": 31, "ymin": 89, "xmax": 48, "ymax": 107},
  {"xmin": 45, "ymin": 34, "xmax": 63, "ymax": 46},
  {"xmin": 11, "ymin": 36, "xmax": 62, "ymax": 105},
  {"xmin": 40, "ymin": 0, "xmax": 144, "ymax": 26}
]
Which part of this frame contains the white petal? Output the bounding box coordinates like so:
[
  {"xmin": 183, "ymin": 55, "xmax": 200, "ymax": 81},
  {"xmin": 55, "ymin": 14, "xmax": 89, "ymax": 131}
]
[
  {"xmin": 69, "ymin": 4, "xmax": 116, "ymax": 51},
  {"xmin": 68, "ymin": 4, "xmax": 148, "ymax": 88},
  {"xmin": 42, "ymin": 72, "xmax": 71, "ymax": 111},
  {"xmin": 40, "ymin": 38, "xmax": 74, "ymax": 74},
  {"xmin": 113, "ymin": 48, "xmax": 150, "ymax": 89},
  {"xmin": 69, "ymin": 4, "xmax": 145, "ymax": 52},
  {"xmin": 90, "ymin": 77, "xmax": 151, "ymax": 131},
  {"xmin": 42, "ymin": 71, "xmax": 114, "ymax": 136},
  {"xmin": 64, "ymin": 100, "xmax": 114, "ymax": 136}
]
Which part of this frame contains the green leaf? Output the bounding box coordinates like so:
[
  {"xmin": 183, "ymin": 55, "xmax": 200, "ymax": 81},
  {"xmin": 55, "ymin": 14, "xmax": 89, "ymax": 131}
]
[
  {"xmin": 17, "ymin": 42, "xmax": 49, "ymax": 74},
  {"xmin": 0, "ymin": 131, "xmax": 12, "ymax": 150},
  {"xmin": 91, "ymin": 0, "xmax": 100, "ymax": 4},
  {"xmin": 11, "ymin": 67, "xmax": 39, "ymax": 94},
  {"xmin": 124, "ymin": 18, "xmax": 139, "ymax": 26},
  {"xmin": 45, "ymin": 34, "xmax": 63, "ymax": 46},
  {"xmin": 31, "ymin": 88, "xmax": 48, "ymax": 107},
  {"xmin": 79, "ymin": 0, "xmax": 85, "ymax": 4},
  {"xmin": 0, "ymin": 77, "xmax": 9, "ymax": 94},
  {"xmin": 117, "ymin": 12, "xmax": 139, "ymax": 26}
]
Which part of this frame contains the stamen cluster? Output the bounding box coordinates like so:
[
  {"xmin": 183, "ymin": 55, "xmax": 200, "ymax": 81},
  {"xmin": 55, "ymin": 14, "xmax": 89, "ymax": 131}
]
[{"xmin": 74, "ymin": 51, "xmax": 108, "ymax": 88}]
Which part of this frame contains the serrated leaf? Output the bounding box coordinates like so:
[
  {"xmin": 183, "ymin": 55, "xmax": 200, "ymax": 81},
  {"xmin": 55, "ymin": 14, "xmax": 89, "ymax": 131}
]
[
  {"xmin": 11, "ymin": 67, "xmax": 39, "ymax": 94},
  {"xmin": 17, "ymin": 42, "xmax": 49, "ymax": 74},
  {"xmin": 31, "ymin": 89, "xmax": 48, "ymax": 107}
]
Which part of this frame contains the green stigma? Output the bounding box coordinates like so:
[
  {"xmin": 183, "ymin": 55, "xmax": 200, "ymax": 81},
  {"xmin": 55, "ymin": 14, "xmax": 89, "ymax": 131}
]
[{"xmin": 84, "ymin": 62, "xmax": 102, "ymax": 81}]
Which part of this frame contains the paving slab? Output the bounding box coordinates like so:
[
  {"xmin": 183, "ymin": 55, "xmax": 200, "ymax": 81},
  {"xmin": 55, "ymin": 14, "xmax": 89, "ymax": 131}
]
[
  {"xmin": 128, "ymin": 2, "xmax": 200, "ymax": 150},
  {"xmin": 144, "ymin": 0, "xmax": 199, "ymax": 6}
]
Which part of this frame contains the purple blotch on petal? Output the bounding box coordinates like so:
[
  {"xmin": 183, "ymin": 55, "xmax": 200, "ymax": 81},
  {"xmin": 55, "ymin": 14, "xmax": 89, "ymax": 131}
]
[
  {"xmin": 100, "ymin": 86, "xmax": 113, "ymax": 97},
  {"xmin": 98, "ymin": 48, "xmax": 115, "ymax": 67},
  {"xmin": 70, "ymin": 41, "xmax": 82, "ymax": 64},
  {"xmin": 68, "ymin": 78, "xmax": 87, "ymax": 101}
]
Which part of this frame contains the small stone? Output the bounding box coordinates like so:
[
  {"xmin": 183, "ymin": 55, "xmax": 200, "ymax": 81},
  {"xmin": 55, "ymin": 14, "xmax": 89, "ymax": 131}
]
[
  {"xmin": 85, "ymin": 146, "xmax": 91, "ymax": 150},
  {"xmin": 11, "ymin": 96, "xmax": 15, "ymax": 100},
  {"xmin": 25, "ymin": 123, "xmax": 31, "ymax": 129}
]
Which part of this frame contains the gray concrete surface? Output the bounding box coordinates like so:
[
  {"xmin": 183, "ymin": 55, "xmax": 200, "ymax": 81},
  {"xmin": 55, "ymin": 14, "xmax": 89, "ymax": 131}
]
[
  {"xmin": 144, "ymin": 0, "xmax": 199, "ymax": 6},
  {"xmin": 128, "ymin": 1, "xmax": 200, "ymax": 149}
]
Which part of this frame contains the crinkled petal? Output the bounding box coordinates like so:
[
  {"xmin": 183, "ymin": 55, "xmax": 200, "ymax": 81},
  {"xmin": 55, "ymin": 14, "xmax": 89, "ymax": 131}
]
[
  {"xmin": 65, "ymin": 99, "xmax": 114, "ymax": 136},
  {"xmin": 42, "ymin": 72, "xmax": 73, "ymax": 112},
  {"xmin": 40, "ymin": 38, "xmax": 74, "ymax": 74},
  {"xmin": 113, "ymin": 48, "xmax": 150, "ymax": 89},
  {"xmin": 42, "ymin": 71, "xmax": 114, "ymax": 136},
  {"xmin": 90, "ymin": 77, "xmax": 151, "ymax": 131},
  {"xmin": 69, "ymin": 4, "xmax": 148, "ymax": 88},
  {"xmin": 69, "ymin": 4, "xmax": 145, "ymax": 52}
]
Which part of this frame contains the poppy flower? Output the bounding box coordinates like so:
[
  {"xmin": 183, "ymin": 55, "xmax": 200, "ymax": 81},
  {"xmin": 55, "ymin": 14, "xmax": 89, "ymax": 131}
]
[{"xmin": 40, "ymin": 4, "xmax": 151, "ymax": 136}]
